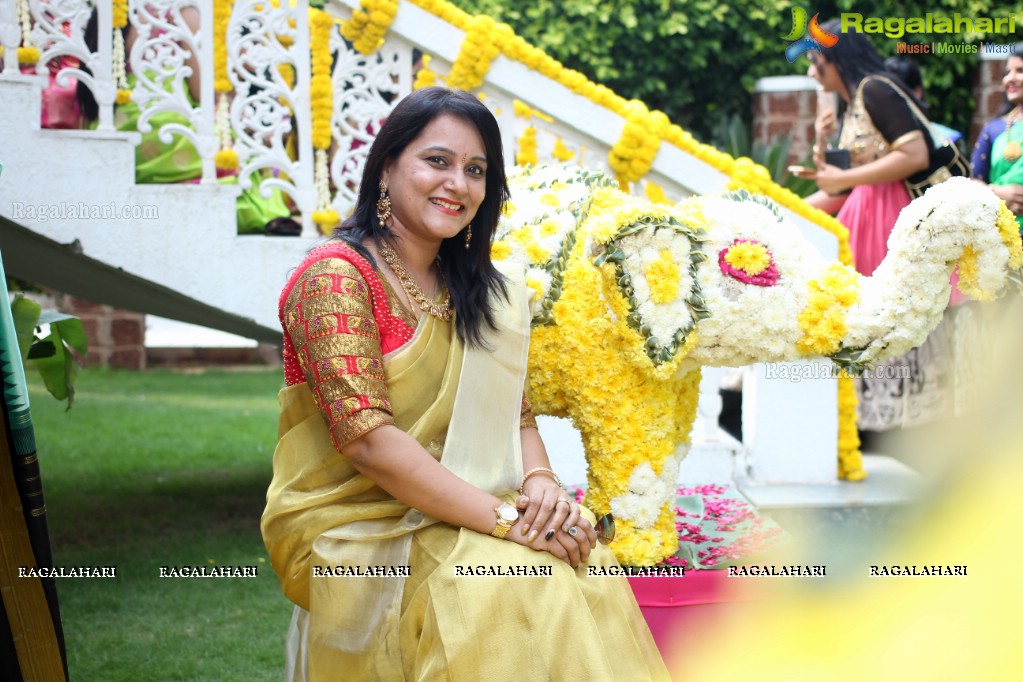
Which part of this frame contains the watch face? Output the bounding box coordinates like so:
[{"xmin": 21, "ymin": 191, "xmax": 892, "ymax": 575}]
[{"xmin": 497, "ymin": 503, "xmax": 518, "ymax": 523}]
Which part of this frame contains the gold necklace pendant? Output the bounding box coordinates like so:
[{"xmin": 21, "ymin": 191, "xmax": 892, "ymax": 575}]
[
  {"xmin": 379, "ymin": 241, "xmax": 453, "ymax": 322},
  {"xmin": 1005, "ymin": 108, "xmax": 1023, "ymax": 163},
  {"xmin": 1004, "ymin": 140, "xmax": 1022, "ymax": 163}
]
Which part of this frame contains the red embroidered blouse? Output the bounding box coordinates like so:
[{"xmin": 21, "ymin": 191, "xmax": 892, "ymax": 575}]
[{"xmin": 279, "ymin": 242, "xmax": 535, "ymax": 451}]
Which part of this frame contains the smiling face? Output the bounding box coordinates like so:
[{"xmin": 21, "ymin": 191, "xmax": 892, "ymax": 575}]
[
  {"xmin": 1004, "ymin": 55, "xmax": 1023, "ymax": 108},
  {"xmin": 380, "ymin": 113, "xmax": 487, "ymax": 250}
]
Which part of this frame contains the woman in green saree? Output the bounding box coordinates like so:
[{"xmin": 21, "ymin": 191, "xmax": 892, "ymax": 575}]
[
  {"xmin": 972, "ymin": 45, "xmax": 1023, "ymax": 234},
  {"xmin": 261, "ymin": 87, "xmax": 669, "ymax": 681}
]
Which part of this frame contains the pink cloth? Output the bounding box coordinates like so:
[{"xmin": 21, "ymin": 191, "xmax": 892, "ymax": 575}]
[
  {"xmin": 837, "ymin": 180, "xmax": 910, "ymax": 277},
  {"xmin": 837, "ymin": 180, "xmax": 965, "ymax": 306},
  {"xmin": 628, "ymin": 572, "xmax": 768, "ymax": 663}
]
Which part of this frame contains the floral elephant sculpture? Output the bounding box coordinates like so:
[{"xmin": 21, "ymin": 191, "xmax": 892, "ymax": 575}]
[{"xmin": 493, "ymin": 165, "xmax": 1023, "ymax": 566}]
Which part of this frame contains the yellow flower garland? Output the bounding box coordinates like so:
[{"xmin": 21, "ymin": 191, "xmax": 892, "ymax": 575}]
[
  {"xmin": 213, "ymin": 0, "xmax": 233, "ymax": 94},
  {"xmin": 109, "ymin": 0, "xmax": 132, "ymax": 103},
  {"xmin": 309, "ymin": 8, "xmax": 338, "ymax": 233},
  {"xmin": 644, "ymin": 181, "xmax": 670, "ymax": 205},
  {"xmin": 956, "ymin": 203, "xmax": 1023, "ymax": 300},
  {"xmin": 341, "ymin": 0, "xmax": 399, "ymax": 56},
  {"xmin": 609, "ymin": 100, "xmax": 668, "ymax": 191},
  {"xmin": 16, "ymin": 0, "xmax": 38, "ymax": 67},
  {"xmin": 212, "ymin": 0, "xmax": 237, "ymax": 171},
  {"xmin": 446, "ymin": 15, "xmax": 512, "ymax": 91},
  {"xmin": 796, "ymin": 263, "xmax": 861, "ymax": 356},
  {"xmin": 516, "ymin": 126, "xmax": 538, "ymax": 167},
  {"xmin": 413, "ymin": 54, "xmax": 437, "ymax": 90},
  {"xmin": 552, "ymin": 138, "xmax": 574, "ymax": 162}
]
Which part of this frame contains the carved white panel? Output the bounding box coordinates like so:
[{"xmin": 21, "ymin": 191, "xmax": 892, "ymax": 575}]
[
  {"xmin": 329, "ymin": 33, "xmax": 413, "ymax": 218},
  {"xmin": 227, "ymin": 0, "xmax": 310, "ymax": 215},
  {"xmin": 128, "ymin": 0, "xmax": 214, "ymax": 168}
]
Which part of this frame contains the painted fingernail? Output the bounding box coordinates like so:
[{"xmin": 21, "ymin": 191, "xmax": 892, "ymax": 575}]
[
  {"xmin": 545, "ymin": 529, "xmax": 555, "ymax": 541},
  {"xmin": 528, "ymin": 530, "xmax": 538, "ymax": 542},
  {"xmin": 521, "ymin": 524, "xmax": 530, "ymax": 535}
]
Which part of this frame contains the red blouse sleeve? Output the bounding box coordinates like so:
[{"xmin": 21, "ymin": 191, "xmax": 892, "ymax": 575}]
[{"xmin": 280, "ymin": 252, "xmax": 400, "ymax": 449}]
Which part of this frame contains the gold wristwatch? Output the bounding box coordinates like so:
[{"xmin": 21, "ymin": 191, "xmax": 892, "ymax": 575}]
[{"xmin": 491, "ymin": 503, "xmax": 519, "ymax": 539}]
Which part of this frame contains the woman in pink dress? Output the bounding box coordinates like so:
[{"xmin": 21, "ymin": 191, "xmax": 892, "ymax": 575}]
[{"xmin": 795, "ymin": 23, "xmax": 975, "ymax": 451}]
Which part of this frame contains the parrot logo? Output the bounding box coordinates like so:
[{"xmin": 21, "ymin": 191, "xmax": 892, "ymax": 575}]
[{"xmin": 783, "ymin": 8, "xmax": 839, "ymax": 62}]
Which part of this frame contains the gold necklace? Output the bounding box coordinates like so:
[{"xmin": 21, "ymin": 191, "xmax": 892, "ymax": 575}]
[
  {"xmin": 1004, "ymin": 107, "xmax": 1022, "ymax": 163},
  {"xmin": 378, "ymin": 241, "xmax": 453, "ymax": 322}
]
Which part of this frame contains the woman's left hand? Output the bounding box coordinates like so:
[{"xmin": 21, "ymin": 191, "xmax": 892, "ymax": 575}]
[
  {"xmin": 517, "ymin": 476, "xmax": 576, "ymax": 544},
  {"xmin": 813, "ymin": 163, "xmax": 850, "ymax": 196}
]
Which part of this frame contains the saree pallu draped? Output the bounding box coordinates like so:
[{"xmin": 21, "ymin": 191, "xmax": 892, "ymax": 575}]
[
  {"xmin": 262, "ymin": 265, "xmax": 668, "ymax": 681},
  {"xmin": 989, "ymin": 121, "xmax": 1023, "ymax": 232}
]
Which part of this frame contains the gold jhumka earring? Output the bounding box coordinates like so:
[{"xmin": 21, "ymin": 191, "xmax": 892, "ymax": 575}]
[{"xmin": 376, "ymin": 181, "xmax": 392, "ymax": 227}]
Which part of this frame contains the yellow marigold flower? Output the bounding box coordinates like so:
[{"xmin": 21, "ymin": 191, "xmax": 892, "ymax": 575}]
[
  {"xmin": 552, "ymin": 138, "xmax": 574, "ymax": 162},
  {"xmin": 525, "ymin": 241, "xmax": 551, "ymax": 265},
  {"xmin": 115, "ymin": 89, "xmax": 133, "ymax": 105},
  {"xmin": 17, "ymin": 46, "xmax": 40, "ymax": 66},
  {"xmin": 644, "ymin": 182, "xmax": 670, "ymax": 205},
  {"xmin": 646, "ymin": 250, "xmax": 681, "ymax": 304},
  {"xmin": 723, "ymin": 241, "xmax": 771, "ymax": 276},
  {"xmin": 525, "ymin": 275, "xmax": 546, "ymax": 300},
  {"xmin": 215, "ymin": 148, "xmax": 239, "ymax": 171},
  {"xmin": 312, "ymin": 209, "xmax": 339, "ymax": 231},
  {"xmin": 997, "ymin": 203, "xmax": 1023, "ymax": 269},
  {"xmin": 490, "ymin": 240, "xmax": 512, "ymax": 260},
  {"xmin": 540, "ymin": 220, "xmax": 559, "ymax": 237}
]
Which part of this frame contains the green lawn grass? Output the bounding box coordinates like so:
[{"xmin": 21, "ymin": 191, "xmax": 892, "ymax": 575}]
[{"xmin": 25, "ymin": 367, "xmax": 294, "ymax": 681}]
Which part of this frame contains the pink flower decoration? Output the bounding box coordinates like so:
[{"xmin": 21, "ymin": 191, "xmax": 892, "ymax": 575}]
[{"xmin": 718, "ymin": 239, "xmax": 780, "ymax": 287}]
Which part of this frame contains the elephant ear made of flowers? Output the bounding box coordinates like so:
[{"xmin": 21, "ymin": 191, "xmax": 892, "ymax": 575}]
[{"xmin": 494, "ymin": 165, "xmax": 1023, "ymax": 567}]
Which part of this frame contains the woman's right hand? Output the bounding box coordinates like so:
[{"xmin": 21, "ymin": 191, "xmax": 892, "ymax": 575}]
[
  {"xmin": 814, "ymin": 110, "xmax": 837, "ymax": 165},
  {"xmin": 504, "ymin": 514, "xmax": 596, "ymax": 568},
  {"xmin": 991, "ymin": 183, "xmax": 1023, "ymax": 215}
]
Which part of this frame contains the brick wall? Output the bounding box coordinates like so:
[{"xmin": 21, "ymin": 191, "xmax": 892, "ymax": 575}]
[
  {"xmin": 970, "ymin": 47, "xmax": 1016, "ymax": 146},
  {"xmin": 54, "ymin": 293, "xmax": 146, "ymax": 370},
  {"xmin": 752, "ymin": 75, "xmax": 818, "ymax": 167}
]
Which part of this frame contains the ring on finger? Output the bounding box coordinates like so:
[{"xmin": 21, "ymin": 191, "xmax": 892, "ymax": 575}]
[
  {"xmin": 556, "ymin": 497, "xmax": 571, "ymax": 507},
  {"xmin": 567, "ymin": 526, "xmax": 579, "ymax": 537}
]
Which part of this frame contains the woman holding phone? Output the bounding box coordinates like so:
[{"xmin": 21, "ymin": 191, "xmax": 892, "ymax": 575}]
[{"xmin": 792, "ymin": 23, "xmax": 970, "ymax": 449}]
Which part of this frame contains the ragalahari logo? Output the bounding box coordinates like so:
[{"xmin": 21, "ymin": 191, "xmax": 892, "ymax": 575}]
[{"xmin": 783, "ymin": 8, "xmax": 839, "ymax": 62}]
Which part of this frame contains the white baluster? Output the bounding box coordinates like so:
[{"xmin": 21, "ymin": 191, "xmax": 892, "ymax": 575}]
[{"xmin": 0, "ymin": 0, "xmax": 21, "ymax": 74}]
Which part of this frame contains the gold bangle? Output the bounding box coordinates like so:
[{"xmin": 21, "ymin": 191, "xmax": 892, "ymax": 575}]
[{"xmin": 518, "ymin": 467, "xmax": 562, "ymax": 494}]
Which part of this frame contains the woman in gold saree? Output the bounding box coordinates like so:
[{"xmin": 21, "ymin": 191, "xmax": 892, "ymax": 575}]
[{"xmin": 261, "ymin": 87, "xmax": 669, "ymax": 681}]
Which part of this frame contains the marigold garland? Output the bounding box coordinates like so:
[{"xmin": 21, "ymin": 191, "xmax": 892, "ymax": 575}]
[
  {"xmin": 212, "ymin": 0, "xmax": 237, "ymax": 171},
  {"xmin": 644, "ymin": 182, "xmax": 670, "ymax": 205},
  {"xmin": 609, "ymin": 100, "xmax": 669, "ymax": 191},
  {"xmin": 309, "ymin": 8, "xmax": 337, "ymax": 233},
  {"xmin": 413, "ymin": 54, "xmax": 437, "ymax": 90},
  {"xmin": 16, "ymin": 0, "xmax": 38, "ymax": 66},
  {"xmin": 446, "ymin": 15, "xmax": 511, "ymax": 91},
  {"xmin": 552, "ymin": 138, "xmax": 574, "ymax": 162},
  {"xmin": 340, "ymin": 0, "xmax": 399, "ymax": 56},
  {"xmin": 516, "ymin": 126, "xmax": 538, "ymax": 167},
  {"xmin": 795, "ymin": 263, "xmax": 861, "ymax": 356},
  {"xmin": 956, "ymin": 203, "xmax": 1023, "ymax": 299}
]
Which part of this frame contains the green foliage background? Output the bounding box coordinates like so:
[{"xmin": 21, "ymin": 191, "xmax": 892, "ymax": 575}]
[{"xmin": 448, "ymin": 0, "xmax": 1022, "ymax": 144}]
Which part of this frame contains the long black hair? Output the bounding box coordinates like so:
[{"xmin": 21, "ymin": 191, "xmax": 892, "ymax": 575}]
[
  {"xmin": 819, "ymin": 19, "xmax": 919, "ymax": 105},
  {"xmin": 334, "ymin": 86, "xmax": 510, "ymax": 349}
]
